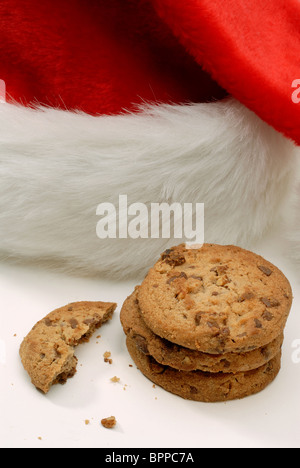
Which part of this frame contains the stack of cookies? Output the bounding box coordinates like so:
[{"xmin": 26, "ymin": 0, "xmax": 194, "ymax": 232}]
[{"xmin": 120, "ymin": 244, "xmax": 293, "ymax": 402}]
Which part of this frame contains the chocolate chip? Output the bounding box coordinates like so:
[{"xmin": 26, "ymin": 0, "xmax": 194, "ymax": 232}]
[
  {"xmin": 260, "ymin": 347, "xmax": 270, "ymax": 359},
  {"xmin": 195, "ymin": 312, "xmax": 202, "ymax": 327},
  {"xmin": 207, "ymin": 320, "xmax": 220, "ymax": 329},
  {"xmin": 69, "ymin": 318, "xmax": 78, "ymax": 329},
  {"xmin": 83, "ymin": 317, "xmax": 97, "ymax": 325},
  {"xmin": 254, "ymin": 318, "xmax": 262, "ymax": 328},
  {"xmin": 68, "ymin": 307, "xmax": 73, "ymax": 311},
  {"xmin": 237, "ymin": 332, "xmax": 247, "ymax": 338},
  {"xmin": 218, "ymin": 265, "xmax": 229, "ymax": 274},
  {"xmin": 258, "ymin": 265, "xmax": 273, "ymax": 276},
  {"xmin": 167, "ymin": 272, "xmax": 188, "ymax": 284},
  {"xmin": 264, "ymin": 362, "xmax": 273, "ymax": 374},
  {"xmin": 44, "ymin": 318, "xmax": 52, "ymax": 327},
  {"xmin": 167, "ymin": 276, "xmax": 177, "ymax": 285},
  {"xmin": 161, "ymin": 250, "xmax": 186, "ymax": 267},
  {"xmin": 217, "ymin": 327, "xmax": 230, "ymax": 347},
  {"xmin": 190, "ymin": 386, "xmax": 198, "ymax": 394},
  {"xmin": 167, "ymin": 255, "xmax": 186, "ymax": 267},
  {"xmin": 220, "ymin": 359, "xmax": 231, "ymax": 369},
  {"xmin": 262, "ymin": 310, "xmax": 274, "ymax": 321},
  {"xmin": 210, "ymin": 265, "xmax": 228, "ymax": 276},
  {"xmin": 133, "ymin": 335, "xmax": 149, "ymax": 355},
  {"xmin": 271, "ymin": 299, "xmax": 280, "ymax": 307},
  {"xmin": 260, "ymin": 297, "xmax": 280, "ymax": 308},
  {"xmin": 261, "ymin": 298, "xmax": 271, "ymax": 307},
  {"xmin": 238, "ymin": 292, "xmax": 255, "ymax": 302},
  {"xmin": 219, "ymin": 327, "xmax": 230, "ymax": 337},
  {"xmin": 195, "ymin": 313, "xmax": 202, "ymax": 326},
  {"xmin": 189, "ymin": 275, "xmax": 203, "ymax": 281}
]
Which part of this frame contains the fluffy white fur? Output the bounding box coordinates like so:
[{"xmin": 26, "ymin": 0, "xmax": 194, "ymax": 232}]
[{"xmin": 0, "ymin": 97, "xmax": 298, "ymax": 278}]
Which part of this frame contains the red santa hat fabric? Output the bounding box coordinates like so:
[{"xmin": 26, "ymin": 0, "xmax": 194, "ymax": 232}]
[
  {"xmin": 153, "ymin": 0, "xmax": 300, "ymax": 146},
  {"xmin": 0, "ymin": 0, "xmax": 300, "ymax": 145}
]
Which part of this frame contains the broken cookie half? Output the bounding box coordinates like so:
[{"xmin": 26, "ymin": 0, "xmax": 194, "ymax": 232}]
[{"xmin": 20, "ymin": 301, "xmax": 117, "ymax": 394}]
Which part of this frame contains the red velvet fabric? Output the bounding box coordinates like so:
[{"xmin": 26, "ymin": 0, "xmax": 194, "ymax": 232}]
[
  {"xmin": 0, "ymin": 0, "xmax": 299, "ymax": 144},
  {"xmin": 0, "ymin": 0, "xmax": 226, "ymax": 114},
  {"xmin": 153, "ymin": 0, "xmax": 300, "ymax": 145}
]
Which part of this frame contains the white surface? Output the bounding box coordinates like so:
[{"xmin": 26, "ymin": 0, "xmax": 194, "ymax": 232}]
[{"xmin": 0, "ymin": 232, "xmax": 299, "ymax": 449}]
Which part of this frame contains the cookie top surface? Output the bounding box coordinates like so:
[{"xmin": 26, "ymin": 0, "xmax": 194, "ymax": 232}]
[
  {"xmin": 138, "ymin": 244, "xmax": 293, "ymax": 353},
  {"xmin": 20, "ymin": 301, "xmax": 116, "ymax": 393},
  {"xmin": 120, "ymin": 287, "xmax": 283, "ymax": 373}
]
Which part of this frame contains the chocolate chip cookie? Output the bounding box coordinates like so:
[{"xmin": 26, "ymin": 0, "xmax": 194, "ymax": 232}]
[
  {"xmin": 138, "ymin": 244, "xmax": 293, "ymax": 353},
  {"xmin": 20, "ymin": 301, "xmax": 117, "ymax": 393},
  {"xmin": 121, "ymin": 287, "xmax": 283, "ymax": 373},
  {"xmin": 126, "ymin": 335, "xmax": 281, "ymax": 402}
]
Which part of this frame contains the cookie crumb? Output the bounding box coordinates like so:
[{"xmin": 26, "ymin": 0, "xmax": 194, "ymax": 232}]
[
  {"xmin": 85, "ymin": 420, "xmax": 90, "ymax": 425},
  {"xmin": 110, "ymin": 376, "xmax": 120, "ymax": 383},
  {"xmin": 38, "ymin": 437, "xmax": 42, "ymax": 440},
  {"xmin": 101, "ymin": 416, "xmax": 116, "ymax": 429},
  {"xmin": 104, "ymin": 351, "xmax": 113, "ymax": 364}
]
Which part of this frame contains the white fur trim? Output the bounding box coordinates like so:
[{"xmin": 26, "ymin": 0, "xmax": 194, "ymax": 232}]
[{"xmin": 0, "ymin": 98, "xmax": 297, "ymax": 278}]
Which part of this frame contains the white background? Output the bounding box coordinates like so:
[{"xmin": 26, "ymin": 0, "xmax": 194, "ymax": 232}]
[{"xmin": 1, "ymin": 229, "xmax": 299, "ymax": 448}]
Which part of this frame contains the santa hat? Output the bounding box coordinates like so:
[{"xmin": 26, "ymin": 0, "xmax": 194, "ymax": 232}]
[
  {"xmin": 0, "ymin": 0, "xmax": 299, "ymax": 277},
  {"xmin": 1, "ymin": 0, "xmax": 300, "ymax": 141}
]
